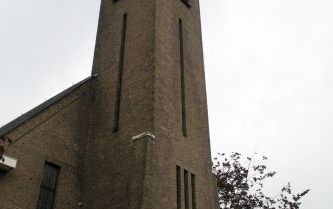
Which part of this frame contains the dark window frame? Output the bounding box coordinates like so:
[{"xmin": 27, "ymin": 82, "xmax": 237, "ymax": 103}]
[
  {"xmin": 191, "ymin": 173, "xmax": 196, "ymax": 209},
  {"xmin": 36, "ymin": 162, "xmax": 60, "ymax": 209},
  {"xmin": 177, "ymin": 166, "xmax": 182, "ymax": 209},
  {"xmin": 181, "ymin": 0, "xmax": 191, "ymax": 8},
  {"xmin": 184, "ymin": 169, "xmax": 189, "ymax": 209},
  {"xmin": 113, "ymin": 13, "xmax": 128, "ymax": 133},
  {"xmin": 179, "ymin": 18, "xmax": 187, "ymax": 137}
]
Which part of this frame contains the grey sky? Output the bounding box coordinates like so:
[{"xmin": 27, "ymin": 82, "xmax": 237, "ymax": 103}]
[{"xmin": 1, "ymin": 1, "xmax": 332, "ymax": 208}]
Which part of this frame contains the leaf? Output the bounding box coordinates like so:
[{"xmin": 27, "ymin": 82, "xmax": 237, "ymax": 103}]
[{"xmin": 213, "ymin": 152, "xmax": 310, "ymax": 209}]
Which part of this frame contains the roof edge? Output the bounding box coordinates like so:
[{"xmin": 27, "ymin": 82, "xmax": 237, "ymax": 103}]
[{"xmin": 0, "ymin": 75, "xmax": 96, "ymax": 137}]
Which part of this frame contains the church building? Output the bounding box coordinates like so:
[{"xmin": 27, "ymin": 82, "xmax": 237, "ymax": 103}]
[{"xmin": 0, "ymin": 0, "xmax": 219, "ymax": 208}]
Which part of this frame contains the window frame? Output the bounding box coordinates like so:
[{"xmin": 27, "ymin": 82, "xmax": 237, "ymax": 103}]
[
  {"xmin": 181, "ymin": 0, "xmax": 191, "ymax": 8},
  {"xmin": 36, "ymin": 162, "xmax": 60, "ymax": 209}
]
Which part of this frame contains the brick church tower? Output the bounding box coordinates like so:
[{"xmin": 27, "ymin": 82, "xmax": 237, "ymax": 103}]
[{"xmin": 0, "ymin": 0, "xmax": 218, "ymax": 209}]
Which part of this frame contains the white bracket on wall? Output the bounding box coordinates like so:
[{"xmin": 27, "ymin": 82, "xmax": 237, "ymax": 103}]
[{"xmin": 0, "ymin": 155, "xmax": 17, "ymax": 171}]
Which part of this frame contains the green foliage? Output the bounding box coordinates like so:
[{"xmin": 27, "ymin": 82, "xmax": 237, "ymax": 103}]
[{"xmin": 213, "ymin": 152, "xmax": 310, "ymax": 209}]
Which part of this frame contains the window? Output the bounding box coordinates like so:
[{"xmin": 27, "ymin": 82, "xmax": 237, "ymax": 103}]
[
  {"xmin": 181, "ymin": 0, "xmax": 191, "ymax": 8},
  {"xmin": 177, "ymin": 166, "xmax": 196, "ymax": 209},
  {"xmin": 191, "ymin": 174, "xmax": 196, "ymax": 209},
  {"xmin": 177, "ymin": 166, "xmax": 182, "ymax": 209},
  {"xmin": 36, "ymin": 162, "xmax": 60, "ymax": 209},
  {"xmin": 179, "ymin": 19, "xmax": 187, "ymax": 137},
  {"xmin": 184, "ymin": 169, "xmax": 189, "ymax": 209},
  {"xmin": 113, "ymin": 14, "xmax": 128, "ymax": 132}
]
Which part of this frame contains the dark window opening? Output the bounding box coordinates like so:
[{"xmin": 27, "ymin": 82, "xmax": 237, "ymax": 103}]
[
  {"xmin": 113, "ymin": 14, "xmax": 128, "ymax": 132},
  {"xmin": 181, "ymin": 0, "xmax": 191, "ymax": 8},
  {"xmin": 177, "ymin": 166, "xmax": 182, "ymax": 209},
  {"xmin": 36, "ymin": 162, "xmax": 60, "ymax": 209},
  {"xmin": 184, "ymin": 169, "xmax": 189, "ymax": 209},
  {"xmin": 179, "ymin": 19, "xmax": 187, "ymax": 137},
  {"xmin": 191, "ymin": 174, "xmax": 196, "ymax": 209}
]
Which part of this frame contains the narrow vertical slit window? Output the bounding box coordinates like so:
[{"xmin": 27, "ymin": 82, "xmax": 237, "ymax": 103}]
[
  {"xmin": 181, "ymin": 0, "xmax": 191, "ymax": 8},
  {"xmin": 191, "ymin": 174, "xmax": 196, "ymax": 209},
  {"xmin": 177, "ymin": 166, "xmax": 182, "ymax": 209},
  {"xmin": 179, "ymin": 19, "xmax": 187, "ymax": 137},
  {"xmin": 36, "ymin": 162, "xmax": 60, "ymax": 209},
  {"xmin": 113, "ymin": 14, "xmax": 127, "ymax": 132},
  {"xmin": 184, "ymin": 169, "xmax": 189, "ymax": 209}
]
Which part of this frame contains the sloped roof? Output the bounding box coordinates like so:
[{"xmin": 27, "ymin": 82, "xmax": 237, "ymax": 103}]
[{"xmin": 0, "ymin": 76, "xmax": 94, "ymax": 137}]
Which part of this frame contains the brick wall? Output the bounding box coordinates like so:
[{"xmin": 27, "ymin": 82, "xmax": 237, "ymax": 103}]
[
  {"xmin": 0, "ymin": 0, "xmax": 218, "ymax": 208},
  {"xmin": 0, "ymin": 82, "xmax": 91, "ymax": 209},
  {"xmin": 83, "ymin": 0, "xmax": 157, "ymax": 208},
  {"xmin": 152, "ymin": 0, "xmax": 218, "ymax": 209}
]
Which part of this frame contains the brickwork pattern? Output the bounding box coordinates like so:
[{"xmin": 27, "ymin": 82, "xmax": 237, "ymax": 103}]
[
  {"xmin": 0, "ymin": 82, "xmax": 91, "ymax": 209},
  {"xmin": 0, "ymin": 0, "xmax": 218, "ymax": 208}
]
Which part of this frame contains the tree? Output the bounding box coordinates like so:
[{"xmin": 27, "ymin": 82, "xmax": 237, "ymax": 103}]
[{"xmin": 213, "ymin": 152, "xmax": 310, "ymax": 209}]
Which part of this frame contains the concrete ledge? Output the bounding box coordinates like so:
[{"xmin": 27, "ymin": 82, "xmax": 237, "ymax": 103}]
[
  {"xmin": 131, "ymin": 132, "xmax": 156, "ymax": 141},
  {"xmin": 0, "ymin": 155, "xmax": 17, "ymax": 171}
]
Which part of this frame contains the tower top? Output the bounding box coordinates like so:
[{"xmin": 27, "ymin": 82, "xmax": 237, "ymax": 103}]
[{"xmin": 86, "ymin": 0, "xmax": 218, "ymax": 208}]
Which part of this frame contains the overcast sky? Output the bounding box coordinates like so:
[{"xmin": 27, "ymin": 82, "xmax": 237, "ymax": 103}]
[{"xmin": 1, "ymin": 0, "xmax": 332, "ymax": 208}]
